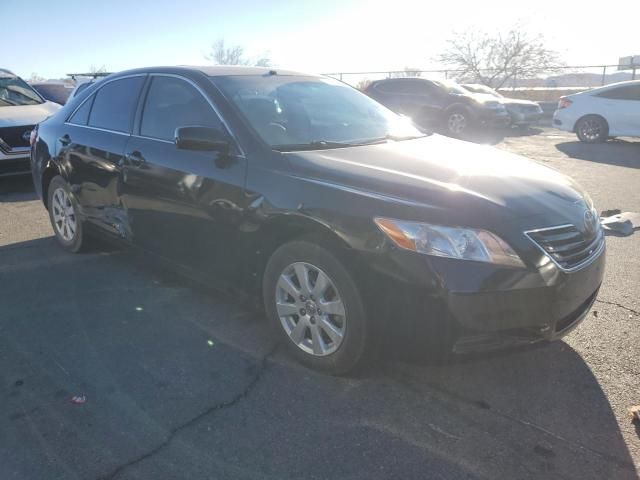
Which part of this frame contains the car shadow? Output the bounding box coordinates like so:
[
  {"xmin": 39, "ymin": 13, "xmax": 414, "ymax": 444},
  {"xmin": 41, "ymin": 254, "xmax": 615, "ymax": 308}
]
[
  {"xmin": 0, "ymin": 237, "xmax": 637, "ymax": 479},
  {"xmin": 0, "ymin": 175, "xmax": 37, "ymax": 201},
  {"xmin": 556, "ymin": 139, "xmax": 640, "ymax": 169}
]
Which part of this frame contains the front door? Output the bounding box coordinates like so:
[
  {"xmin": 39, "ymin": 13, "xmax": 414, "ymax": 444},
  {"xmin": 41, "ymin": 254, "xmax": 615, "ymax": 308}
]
[{"xmin": 121, "ymin": 74, "xmax": 248, "ymax": 282}]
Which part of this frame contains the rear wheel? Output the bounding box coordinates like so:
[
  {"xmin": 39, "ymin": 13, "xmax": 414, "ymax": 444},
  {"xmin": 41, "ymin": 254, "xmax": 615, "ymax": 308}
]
[
  {"xmin": 47, "ymin": 176, "xmax": 89, "ymax": 253},
  {"xmin": 446, "ymin": 108, "xmax": 470, "ymax": 137},
  {"xmin": 263, "ymin": 240, "xmax": 368, "ymax": 374},
  {"xmin": 576, "ymin": 115, "xmax": 608, "ymax": 143}
]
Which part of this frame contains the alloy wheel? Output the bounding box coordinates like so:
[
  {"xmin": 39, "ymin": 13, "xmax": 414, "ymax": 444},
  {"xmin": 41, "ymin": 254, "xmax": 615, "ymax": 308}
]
[
  {"xmin": 275, "ymin": 262, "xmax": 346, "ymax": 356},
  {"xmin": 448, "ymin": 113, "xmax": 467, "ymax": 135},
  {"xmin": 579, "ymin": 118, "xmax": 602, "ymax": 142},
  {"xmin": 51, "ymin": 187, "xmax": 77, "ymax": 242}
]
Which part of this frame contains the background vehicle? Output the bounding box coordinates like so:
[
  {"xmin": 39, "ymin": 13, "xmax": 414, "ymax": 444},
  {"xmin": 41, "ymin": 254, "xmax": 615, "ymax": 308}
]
[
  {"xmin": 32, "ymin": 66, "xmax": 604, "ymax": 374},
  {"xmin": 29, "ymin": 82, "xmax": 74, "ymax": 105},
  {"xmin": 553, "ymin": 80, "xmax": 640, "ymax": 142},
  {"xmin": 364, "ymin": 77, "xmax": 510, "ymax": 137},
  {"xmin": 0, "ymin": 68, "xmax": 60, "ymax": 177},
  {"xmin": 462, "ymin": 83, "xmax": 543, "ymax": 128},
  {"xmin": 66, "ymin": 72, "xmax": 111, "ymax": 102}
]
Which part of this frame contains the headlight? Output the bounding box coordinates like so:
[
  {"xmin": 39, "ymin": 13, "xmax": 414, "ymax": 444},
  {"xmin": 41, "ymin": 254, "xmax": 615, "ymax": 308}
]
[{"xmin": 374, "ymin": 218, "xmax": 525, "ymax": 268}]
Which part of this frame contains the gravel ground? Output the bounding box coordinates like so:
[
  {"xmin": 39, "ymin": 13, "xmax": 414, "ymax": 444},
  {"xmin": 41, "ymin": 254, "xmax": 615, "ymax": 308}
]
[{"xmin": 0, "ymin": 128, "xmax": 638, "ymax": 480}]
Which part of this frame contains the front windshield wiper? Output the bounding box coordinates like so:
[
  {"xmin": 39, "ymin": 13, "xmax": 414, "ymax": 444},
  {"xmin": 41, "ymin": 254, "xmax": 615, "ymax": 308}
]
[
  {"xmin": 273, "ymin": 140, "xmax": 356, "ymax": 152},
  {"xmin": 355, "ymin": 133, "xmax": 429, "ymax": 146}
]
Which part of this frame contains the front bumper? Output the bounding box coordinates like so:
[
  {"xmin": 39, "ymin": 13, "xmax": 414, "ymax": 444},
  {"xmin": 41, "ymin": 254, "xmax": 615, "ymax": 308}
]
[
  {"xmin": 365, "ymin": 238, "xmax": 605, "ymax": 355},
  {"xmin": 476, "ymin": 110, "xmax": 511, "ymax": 128},
  {"xmin": 508, "ymin": 110, "xmax": 543, "ymax": 126}
]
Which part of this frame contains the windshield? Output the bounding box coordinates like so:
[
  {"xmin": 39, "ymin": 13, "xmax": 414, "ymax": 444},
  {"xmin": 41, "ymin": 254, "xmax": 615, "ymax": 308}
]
[
  {"xmin": 0, "ymin": 75, "xmax": 44, "ymax": 106},
  {"xmin": 434, "ymin": 79, "xmax": 469, "ymax": 95},
  {"xmin": 212, "ymin": 75, "xmax": 425, "ymax": 150}
]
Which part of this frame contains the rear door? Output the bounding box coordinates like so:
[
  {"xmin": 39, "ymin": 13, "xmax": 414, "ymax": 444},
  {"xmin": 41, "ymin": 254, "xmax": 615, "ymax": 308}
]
[
  {"xmin": 371, "ymin": 79, "xmax": 443, "ymax": 124},
  {"xmin": 594, "ymin": 84, "xmax": 640, "ymax": 135},
  {"xmin": 59, "ymin": 75, "xmax": 145, "ymax": 236},
  {"xmin": 121, "ymin": 74, "xmax": 248, "ymax": 281}
]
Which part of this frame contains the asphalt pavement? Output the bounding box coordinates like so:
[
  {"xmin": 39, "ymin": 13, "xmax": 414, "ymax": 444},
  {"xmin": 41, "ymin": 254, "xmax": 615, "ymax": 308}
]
[{"xmin": 1, "ymin": 128, "xmax": 638, "ymax": 479}]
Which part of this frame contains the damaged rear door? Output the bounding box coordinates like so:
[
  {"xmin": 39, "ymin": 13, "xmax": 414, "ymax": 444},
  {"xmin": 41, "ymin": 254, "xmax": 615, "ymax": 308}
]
[{"xmin": 60, "ymin": 75, "xmax": 146, "ymax": 237}]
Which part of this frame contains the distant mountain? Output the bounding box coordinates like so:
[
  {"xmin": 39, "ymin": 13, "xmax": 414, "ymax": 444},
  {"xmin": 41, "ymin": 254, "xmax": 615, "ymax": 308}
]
[{"xmin": 513, "ymin": 71, "xmax": 634, "ymax": 88}]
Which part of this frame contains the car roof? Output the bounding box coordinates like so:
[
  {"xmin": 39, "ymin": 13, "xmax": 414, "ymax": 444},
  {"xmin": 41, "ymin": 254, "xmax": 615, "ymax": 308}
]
[
  {"xmin": 584, "ymin": 79, "xmax": 640, "ymax": 95},
  {"xmin": 109, "ymin": 65, "xmax": 319, "ymax": 78}
]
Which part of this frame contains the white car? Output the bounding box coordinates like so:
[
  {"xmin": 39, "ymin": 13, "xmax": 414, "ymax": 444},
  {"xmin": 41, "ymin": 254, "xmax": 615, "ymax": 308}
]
[
  {"xmin": 553, "ymin": 80, "xmax": 640, "ymax": 143},
  {"xmin": 1, "ymin": 69, "xmax": 61, "ymax": 177}
]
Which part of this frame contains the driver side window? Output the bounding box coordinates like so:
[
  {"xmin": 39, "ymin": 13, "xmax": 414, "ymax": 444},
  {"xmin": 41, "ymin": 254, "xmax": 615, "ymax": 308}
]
[{"xmin": 140, "ymin": 76, "xmax": 223, "ymax": 141}]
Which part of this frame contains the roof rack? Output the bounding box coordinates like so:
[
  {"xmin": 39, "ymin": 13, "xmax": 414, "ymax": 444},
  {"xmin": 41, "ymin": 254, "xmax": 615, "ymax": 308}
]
[{"xmin": 66, "ymin": 72, "xmax": 112, "ymax": 80}]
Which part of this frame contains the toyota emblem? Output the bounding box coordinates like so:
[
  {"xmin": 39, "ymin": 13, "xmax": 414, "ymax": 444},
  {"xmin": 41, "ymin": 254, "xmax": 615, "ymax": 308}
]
[{"xmin": 22, "ymin": 130, "xmax": 32, "ymax": 142}]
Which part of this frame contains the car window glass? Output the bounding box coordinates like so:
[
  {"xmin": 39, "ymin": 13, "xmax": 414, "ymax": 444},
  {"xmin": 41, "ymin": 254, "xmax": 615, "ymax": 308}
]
[
  {"xmin": 88, "ymin": 77, "xmax": 144, "ymax": 132},
  {"xmin": 597, "ymin": 85, "xmax": 640, "ymax": 101},
  {"xmin": 140, "ymin": 76, "xmax": 223, "ymax": 141},
  {"xmin": 375, "ymin": 79, "xmax": 430, "ymax": 95},
  {"xmin": 68, "ymin": 95, "xmax": 94, "ymax": 125}
]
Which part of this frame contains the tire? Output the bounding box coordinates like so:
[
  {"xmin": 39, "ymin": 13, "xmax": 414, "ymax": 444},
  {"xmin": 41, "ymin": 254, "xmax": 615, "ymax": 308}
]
[
  {"xmin": 263, "ymin": 240, "xmax": 368, "ymax": 375},
  {"xmin": 47, "ymin": 175, "xmax": 89, "ymax": 253},
  {"xmin": 445, "ymin": 108, "xmax": 470, "ymax": 137},
  {"xmin": 575, "ymin": 115, "xmax": 608, "ymax": 143}
]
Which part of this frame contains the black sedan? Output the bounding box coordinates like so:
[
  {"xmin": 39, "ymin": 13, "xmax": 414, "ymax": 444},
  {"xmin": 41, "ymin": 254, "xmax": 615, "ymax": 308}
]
[
  {"xmin": 31, "ymin": 66, "xmax": 605, "ymax": 374},
  {"xmin": 363, "ymin": 77, "xmax": 510, "ymax": 137}
]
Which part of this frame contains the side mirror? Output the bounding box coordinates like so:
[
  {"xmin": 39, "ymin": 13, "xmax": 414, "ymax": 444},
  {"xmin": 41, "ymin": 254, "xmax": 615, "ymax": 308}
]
[{"xmin": 175, "ymin": 126, "xmax": 230, "ymax": 154}]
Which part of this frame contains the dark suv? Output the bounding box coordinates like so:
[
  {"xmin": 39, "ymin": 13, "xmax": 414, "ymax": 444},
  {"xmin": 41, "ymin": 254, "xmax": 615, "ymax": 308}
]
[
  {"xmin": 31, "ymin": 66, "xmax": 604, "ymax": 374},
  {"xmin": 364, "ymin": 78, "xmax": 510, "ymax": 136}
]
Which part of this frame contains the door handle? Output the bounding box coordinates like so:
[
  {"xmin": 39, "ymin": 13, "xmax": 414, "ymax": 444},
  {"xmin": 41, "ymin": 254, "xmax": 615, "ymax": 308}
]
[
  {"xmin": 59, "ymin": 134, "xmax": 71, "ymax": 146},
  {"xmin": 125, "ymin": 151, "xmax": 146, "ymax": 167}
]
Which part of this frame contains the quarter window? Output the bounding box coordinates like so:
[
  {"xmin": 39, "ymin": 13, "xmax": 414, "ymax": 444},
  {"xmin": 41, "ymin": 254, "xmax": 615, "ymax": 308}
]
[
  {"xmin": 68, "ymin": 95, "xmax": 94, "ymax": 125},
  {"xmin": 88, "ymin": 77, "xmax": 145, "ymax": 132},
  {"xmin": 140, "ymin": 76, "xmax": 223, "ymax": 141},
  {"xmin": 596, "ymin": 85, "xmax": 640, "ymax": 101}
]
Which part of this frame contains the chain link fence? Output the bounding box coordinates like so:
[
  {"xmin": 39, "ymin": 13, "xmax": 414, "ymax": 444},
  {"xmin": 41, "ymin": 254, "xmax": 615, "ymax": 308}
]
[{"xmin": 324, "ymin": 65, "xmax": 638, "ymax": 102}]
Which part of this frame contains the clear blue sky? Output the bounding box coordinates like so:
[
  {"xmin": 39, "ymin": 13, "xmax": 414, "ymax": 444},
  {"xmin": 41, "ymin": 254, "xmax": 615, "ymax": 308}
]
[{"xmin": 5, "ymin": 0, "xmax": 639, "ymax": 80}]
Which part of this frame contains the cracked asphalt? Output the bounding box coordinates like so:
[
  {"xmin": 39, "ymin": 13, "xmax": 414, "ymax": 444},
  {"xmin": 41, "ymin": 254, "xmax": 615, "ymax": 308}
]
[{"xmin": 1, "ymin": 128, "xmax": 638, "ymax": 479}]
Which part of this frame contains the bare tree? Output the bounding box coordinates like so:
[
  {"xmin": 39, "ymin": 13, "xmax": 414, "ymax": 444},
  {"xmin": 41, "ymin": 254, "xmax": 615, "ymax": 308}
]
[
  {"xmin": 206, "ymin": 39, "xmax": 271, "ymax": 67},
  {"xmin": 438, "ymin": 29, "xmax": 562, "ymax": 88},
  {"xmin": 29, "ymin": 73, "xmax": 46, "ymax": 82}
]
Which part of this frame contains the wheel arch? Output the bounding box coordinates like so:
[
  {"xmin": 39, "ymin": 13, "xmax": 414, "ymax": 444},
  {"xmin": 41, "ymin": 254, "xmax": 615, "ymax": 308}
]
[
  {"xmin": 250, "ymin": 214, "xmax": 358, "ymax": 292},
  {"xmin": 41, "ymin": 161, "xmax": 62, "ymax": 210},
  {"xmin": 573, "ymin": 113, "xmax": 609, "ymax": 133}
]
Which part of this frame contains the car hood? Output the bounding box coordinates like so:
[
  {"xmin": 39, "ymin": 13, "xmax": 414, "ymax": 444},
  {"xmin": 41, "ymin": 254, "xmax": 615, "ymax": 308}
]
[
  {"xmin": 285, "ymin": 134, "xmax": 591, "ymax": 232},
  {"xmin": 462, "ymin": 92, "xmax": 504, "ymax": 106},
  {"xmin": 0, "ymin": 101, "xmax": 61, "ymax": 127}
]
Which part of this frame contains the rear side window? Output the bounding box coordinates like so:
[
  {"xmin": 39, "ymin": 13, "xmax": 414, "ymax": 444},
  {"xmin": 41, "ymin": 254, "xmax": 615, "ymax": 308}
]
[
  {"xmin": 596, "ymin": 85, "xmax": 640, "ymax": 101},
  {"xmin": 68, "ymin": 96, "xmax": 94, "ymax": 125},
  {"xmin": 375, "ymin": 79, "xmax": 431, "ymax": 95},
  {"xmin": 88, "ymin": 76, "xmax": 145, "ymax": 132},
  {"xmin": 140, "ymin": 76, "xmax": 223, "ymax": 141}
]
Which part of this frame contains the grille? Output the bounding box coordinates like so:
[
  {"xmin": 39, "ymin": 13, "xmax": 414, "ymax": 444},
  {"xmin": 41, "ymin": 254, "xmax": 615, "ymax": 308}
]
[
  {"xmin": 521, "ymin": 105, "xmax": 541, "ymax": 113},
  {"xmin": 526, "ymin": 224, "xmax": 604, "ymax": 271},
  {"xmin": 0, "ymin": 125, "xmax": 34, "ymax": 149}
]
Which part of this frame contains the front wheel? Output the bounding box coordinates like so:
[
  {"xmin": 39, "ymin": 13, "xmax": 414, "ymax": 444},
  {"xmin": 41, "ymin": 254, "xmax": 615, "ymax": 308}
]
[
  {"xmin": 576, "ymin": 115, "xmax": 608, "ymax": 143},
  {"xmin": 47, "ymin": 175, "xmax": 90, "ymax": 253},
  {"xmin": 263, "ymin": 240, "xmax": 369, "ymax": 375}
]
